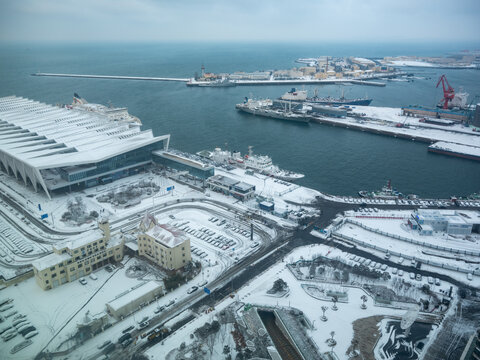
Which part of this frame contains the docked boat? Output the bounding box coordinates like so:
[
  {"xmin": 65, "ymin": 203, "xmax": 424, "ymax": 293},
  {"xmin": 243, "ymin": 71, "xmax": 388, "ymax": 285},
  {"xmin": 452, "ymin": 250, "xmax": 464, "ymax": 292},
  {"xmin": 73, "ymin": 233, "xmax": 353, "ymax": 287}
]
[
  {"xmin": 236, "ymin": 98, "xmax": 310, "ymax": 123},
  {"xmin": 358, "ymin": 180, "xmax": 404, "ymax": 199},
  {"xmin": 198, "ymin": 146, "xmax": 304, "ymax": 181},
  {"xmin": 280, "ymin": 88, "xmax": 373, "ymax": 106},
  {"xmin": 61, "ymin": 93, "xmax": 142, "ymax": 128}
]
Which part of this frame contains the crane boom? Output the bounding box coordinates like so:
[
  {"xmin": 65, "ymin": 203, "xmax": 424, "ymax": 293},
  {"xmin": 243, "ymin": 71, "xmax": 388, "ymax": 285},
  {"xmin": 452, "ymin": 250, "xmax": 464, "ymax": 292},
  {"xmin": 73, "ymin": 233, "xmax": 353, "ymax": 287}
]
[{"xmin": 436, "ymin": 74, "xmax": 455, "ymax": 109}]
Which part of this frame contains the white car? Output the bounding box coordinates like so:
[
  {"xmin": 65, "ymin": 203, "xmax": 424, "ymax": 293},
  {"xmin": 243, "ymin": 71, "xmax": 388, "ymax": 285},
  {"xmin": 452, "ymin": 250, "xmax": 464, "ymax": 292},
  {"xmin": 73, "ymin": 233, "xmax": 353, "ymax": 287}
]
[{"xmin": 187, "ymin": 286, "xmax": 199, "ymax": 294}]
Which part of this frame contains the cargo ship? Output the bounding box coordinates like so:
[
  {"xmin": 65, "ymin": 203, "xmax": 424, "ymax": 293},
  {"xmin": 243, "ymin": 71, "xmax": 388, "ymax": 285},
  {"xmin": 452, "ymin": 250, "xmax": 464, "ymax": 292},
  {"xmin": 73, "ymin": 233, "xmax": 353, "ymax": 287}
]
[
  {"xmin": 235, "ymin": 98, "xmax": 310, "ymax": 123},
  {"xmin": 198, "ymin": 146, "xmax": 305, "ymax": 181},
  {"xmin": 281, "ymin": 88, "xmax": 373, "ymax": 106}
]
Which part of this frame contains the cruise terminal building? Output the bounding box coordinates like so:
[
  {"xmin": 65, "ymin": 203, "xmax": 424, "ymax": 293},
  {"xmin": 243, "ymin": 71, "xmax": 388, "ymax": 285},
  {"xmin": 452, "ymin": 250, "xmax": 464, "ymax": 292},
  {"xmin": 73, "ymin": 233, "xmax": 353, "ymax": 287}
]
[{"xmin": 0, "ymin": 96, "xmax": 170, "ymax": 198}]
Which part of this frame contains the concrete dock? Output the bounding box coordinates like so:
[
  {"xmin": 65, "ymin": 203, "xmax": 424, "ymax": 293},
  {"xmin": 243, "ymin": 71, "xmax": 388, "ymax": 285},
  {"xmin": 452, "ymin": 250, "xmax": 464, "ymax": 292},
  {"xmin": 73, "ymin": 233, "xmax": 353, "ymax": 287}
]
[{"xmin": 32, "ymin": 72, "xmax": 397, "ymax": 87}]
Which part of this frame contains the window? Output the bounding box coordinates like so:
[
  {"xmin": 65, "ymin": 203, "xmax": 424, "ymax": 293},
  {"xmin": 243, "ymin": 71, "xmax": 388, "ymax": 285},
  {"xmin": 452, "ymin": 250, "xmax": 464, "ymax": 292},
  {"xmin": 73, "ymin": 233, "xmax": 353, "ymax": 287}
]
[
  {"xmin": 78, "ymin": 263, "xmax": 83, "ymax": 268},
  {"xmin": 70, "ymin": 267, "xmax": 75, "ymax": 271},
  {"xmin": 52, "ymin": 273, "xmax": 57, "ymax": 278},
  {"xmin": 59, "ymin": 263, "xmax": 64, "ymax": 268},
  {"xmin": 60, "ymin": 270, "xmax": 65, "ymax": 274},
  {"xmin": 46, "ymin": 280, "xmax": 49, "ymax": 284},
  {"xmin": 50, "ymin": 266, "xmax": 56, "ymax": 271}
]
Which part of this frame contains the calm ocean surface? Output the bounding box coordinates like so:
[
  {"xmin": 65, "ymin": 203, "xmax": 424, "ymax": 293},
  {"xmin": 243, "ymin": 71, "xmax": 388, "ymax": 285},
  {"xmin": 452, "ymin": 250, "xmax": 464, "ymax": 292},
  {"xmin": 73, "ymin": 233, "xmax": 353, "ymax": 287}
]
[{"xmin": 0, "ymin": 42, "xmax": 479, "ymax": 197}]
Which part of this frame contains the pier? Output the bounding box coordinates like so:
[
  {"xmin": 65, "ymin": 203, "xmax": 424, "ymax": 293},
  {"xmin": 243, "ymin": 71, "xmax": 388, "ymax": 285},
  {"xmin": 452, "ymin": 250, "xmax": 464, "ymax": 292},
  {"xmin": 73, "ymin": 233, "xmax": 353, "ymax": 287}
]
[{"xmin": 32, "ymin": 72, "xmax": 396, "ymax": 87}]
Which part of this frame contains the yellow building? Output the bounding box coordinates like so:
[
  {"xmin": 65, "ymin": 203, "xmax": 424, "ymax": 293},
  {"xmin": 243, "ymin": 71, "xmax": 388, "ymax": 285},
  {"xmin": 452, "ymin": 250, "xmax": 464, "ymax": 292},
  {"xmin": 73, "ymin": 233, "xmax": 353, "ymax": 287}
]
[
  {"xmin": 137, "ymin": 213, "xmax": 191, "ymax": 271},
  {"xmin": 32, "ymin": 219, "xmax": 124, "ymax": 290}
]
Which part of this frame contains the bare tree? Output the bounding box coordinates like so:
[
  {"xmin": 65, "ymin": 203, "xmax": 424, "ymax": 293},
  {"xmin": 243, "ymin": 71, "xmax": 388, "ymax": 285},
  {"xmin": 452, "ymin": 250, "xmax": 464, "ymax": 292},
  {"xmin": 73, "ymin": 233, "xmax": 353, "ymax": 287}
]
[{"xmin": 361, "ymin": 295, "xmax": 368, "ymax": 309}]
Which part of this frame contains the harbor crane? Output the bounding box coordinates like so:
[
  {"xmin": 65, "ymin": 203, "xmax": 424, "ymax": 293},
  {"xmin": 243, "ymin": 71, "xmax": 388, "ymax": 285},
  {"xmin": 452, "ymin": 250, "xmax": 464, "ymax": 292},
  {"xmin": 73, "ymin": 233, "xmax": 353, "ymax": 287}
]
[{"xmin": 436, "ymin": 74, "xmax": 455, "ymax": 109}]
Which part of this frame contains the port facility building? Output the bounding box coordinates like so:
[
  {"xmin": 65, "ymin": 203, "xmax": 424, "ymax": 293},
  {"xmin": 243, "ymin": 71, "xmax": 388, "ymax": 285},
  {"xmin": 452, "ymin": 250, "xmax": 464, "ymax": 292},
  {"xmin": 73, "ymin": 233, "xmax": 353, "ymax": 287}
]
[
  {"xmin": 0, "ymin": 96, "xmax": 170, "ymax": 198},
  {"xmin": 153, "ymin": 150, "xmax": 214, "ymax": 180}
]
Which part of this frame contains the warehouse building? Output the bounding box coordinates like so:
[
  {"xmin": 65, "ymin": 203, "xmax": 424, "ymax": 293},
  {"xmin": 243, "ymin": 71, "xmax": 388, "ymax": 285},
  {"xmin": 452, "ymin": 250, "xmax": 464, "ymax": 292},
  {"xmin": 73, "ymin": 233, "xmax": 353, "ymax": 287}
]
[
  {"xmin": 106, "ymin": 281, "xmax": 163, "ymax": 319},
  {"xmin": 0, "ymin": 96, "xmax": 170, "ymax": 198},
  {"xmin": 32, "ymin": 219, "xmax": 124, "ymax": 290}
]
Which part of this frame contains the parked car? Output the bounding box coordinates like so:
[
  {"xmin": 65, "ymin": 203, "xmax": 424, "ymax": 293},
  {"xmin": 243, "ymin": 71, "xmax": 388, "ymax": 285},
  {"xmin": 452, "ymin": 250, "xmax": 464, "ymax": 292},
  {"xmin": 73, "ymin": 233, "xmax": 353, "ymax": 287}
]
[
  {"xmin": 138, "ymin": 321, "xmax": 149, "ymax": 330},
  {"xmin": 79, "ymin": 278, "xmax": 87, "ymax": 285},
  {"xmin": 97, "ymin": 340, "xmax": 112, "ymax": 350},
  {"xmin": 89, "ymin": 273, "xmax": 98, "ymax": 280},
  {"xmin": 154, "ymin": 306, "xmax": 165, "ymax": 314},
  {"xmin": 121, "ymin": 338, "xmax": 133, "ymax": 348},
  {"xmin": 118, "ymin": 332, "xmax": 131, "ymax": 344},
  {"xmin": 187, "ymin": 286, "xmax": 199, "ymax": 294},
  {"xmin": 122, "ymin": 325, "xmax": 134, "ymax": 334},
  {"xmin": 24, "ymin": 330, "xmax": 38, "ymax": 339},
  {"xmin": 416, "ymin": 274, "xmax": 422, "ymax": 281}
]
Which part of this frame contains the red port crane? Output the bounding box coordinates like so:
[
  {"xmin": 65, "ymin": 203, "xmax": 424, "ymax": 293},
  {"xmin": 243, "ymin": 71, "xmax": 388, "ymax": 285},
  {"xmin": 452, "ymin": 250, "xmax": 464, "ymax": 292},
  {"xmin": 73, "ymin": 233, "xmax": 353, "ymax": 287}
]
[{"xmin": 436, "ymin": 74, "xmax": 455, "ymax": 109}]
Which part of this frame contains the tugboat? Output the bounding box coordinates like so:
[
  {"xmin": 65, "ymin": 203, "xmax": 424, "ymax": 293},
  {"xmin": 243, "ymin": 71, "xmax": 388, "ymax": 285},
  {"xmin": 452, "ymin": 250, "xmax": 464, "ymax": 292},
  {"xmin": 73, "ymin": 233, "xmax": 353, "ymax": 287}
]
[{"xmin": 358, "ymin": 180, "xmax": 404, "ymax": 199}]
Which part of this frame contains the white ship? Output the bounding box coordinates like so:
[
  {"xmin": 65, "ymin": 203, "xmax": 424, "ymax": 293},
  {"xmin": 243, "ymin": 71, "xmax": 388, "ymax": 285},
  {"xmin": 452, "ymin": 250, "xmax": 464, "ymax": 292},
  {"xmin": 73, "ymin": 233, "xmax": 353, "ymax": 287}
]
[
  {"xmin": 62, "ymin": 93, "xmax": 142, "ymax": 128},
  {"xmin": 200, "ymin": 146, "xmax": 304, "ymax": 181}
]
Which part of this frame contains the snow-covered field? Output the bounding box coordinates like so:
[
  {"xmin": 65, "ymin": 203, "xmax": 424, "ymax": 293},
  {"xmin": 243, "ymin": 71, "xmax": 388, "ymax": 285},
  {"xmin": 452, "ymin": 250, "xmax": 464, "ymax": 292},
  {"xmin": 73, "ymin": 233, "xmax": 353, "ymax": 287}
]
[
  {"xmin": 330, "ymin": 210, "xmax": 480, "ymax": 287},
  {"xmin": 147, "ymin": 242, "xmax": 448, "ymax": 359}
]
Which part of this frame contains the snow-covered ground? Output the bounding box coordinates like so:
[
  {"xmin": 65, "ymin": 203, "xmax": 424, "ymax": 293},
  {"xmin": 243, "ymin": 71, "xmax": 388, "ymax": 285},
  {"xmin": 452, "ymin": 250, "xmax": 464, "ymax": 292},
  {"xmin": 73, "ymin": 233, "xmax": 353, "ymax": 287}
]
[
  {"xmin": 147, "ymin": 242, "xmax": 448, "ymax": 360},
  {"xmin": 330, "ymin": 209, "xmax": 480, "ymax": 287}
]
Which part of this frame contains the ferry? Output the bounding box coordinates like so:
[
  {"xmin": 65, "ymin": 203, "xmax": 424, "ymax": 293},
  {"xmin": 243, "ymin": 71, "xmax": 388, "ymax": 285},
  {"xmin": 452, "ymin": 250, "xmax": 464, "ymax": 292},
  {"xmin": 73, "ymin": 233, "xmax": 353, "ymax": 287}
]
[
  {"xmin": 198, "ymin": 146, "xmax": 305, "ymax": 181},
  {"xmin": 62, "ymin": 93, "xmax": 142, "ymax": 128}
]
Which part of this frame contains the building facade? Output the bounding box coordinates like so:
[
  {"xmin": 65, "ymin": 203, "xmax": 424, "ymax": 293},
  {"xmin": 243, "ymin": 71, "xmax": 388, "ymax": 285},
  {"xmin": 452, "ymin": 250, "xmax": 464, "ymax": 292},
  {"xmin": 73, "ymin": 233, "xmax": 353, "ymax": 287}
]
[
  {"xmin": 32, "ymin": 219, "xmax": 124, "ymax": 290},
  {"xmin": 138, "ymin": 213, "xmax": 191, "ymax": 271}
]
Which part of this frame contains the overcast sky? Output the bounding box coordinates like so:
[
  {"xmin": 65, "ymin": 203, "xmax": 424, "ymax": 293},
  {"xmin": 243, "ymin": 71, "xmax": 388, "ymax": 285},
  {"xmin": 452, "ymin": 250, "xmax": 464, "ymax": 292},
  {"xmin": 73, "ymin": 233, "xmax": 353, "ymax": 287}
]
[{"xmin": 0, "ymin": 0, "xmax": 479, "ymax": 43}]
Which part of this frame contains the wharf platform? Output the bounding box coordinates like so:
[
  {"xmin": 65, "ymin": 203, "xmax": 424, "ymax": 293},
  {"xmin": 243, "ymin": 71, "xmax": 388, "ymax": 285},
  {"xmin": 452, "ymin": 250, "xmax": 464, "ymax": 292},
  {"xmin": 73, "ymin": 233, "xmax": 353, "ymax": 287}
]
[
  {"xmin": 189, "ymin": 77, "xmax": 389, "ymax": 87},
  {"xmin": 32, "ymin": 72, "xmax": 397, "ymax": 87}
]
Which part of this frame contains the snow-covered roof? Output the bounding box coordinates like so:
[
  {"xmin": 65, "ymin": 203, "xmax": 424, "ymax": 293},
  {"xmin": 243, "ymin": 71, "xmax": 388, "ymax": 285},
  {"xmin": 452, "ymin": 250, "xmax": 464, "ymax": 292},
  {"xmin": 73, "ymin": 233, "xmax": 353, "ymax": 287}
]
[
  {"xmin": 0, "ymin": 96, "xmax": 170, "ymax": 169},
  {"xmin": 106, "ymin": 281, "xmax": 162, "ymax": 312},
  {"xmin": 145, "ymin": 223, "xmax": 188, "ymax": 248},
  {"xmin": 32, "ymin": 252, "xmax": 71, "ymax": 272},
  {"xmin": 53, "ymin": 229, "xmax": 104, "ymax": 251}
]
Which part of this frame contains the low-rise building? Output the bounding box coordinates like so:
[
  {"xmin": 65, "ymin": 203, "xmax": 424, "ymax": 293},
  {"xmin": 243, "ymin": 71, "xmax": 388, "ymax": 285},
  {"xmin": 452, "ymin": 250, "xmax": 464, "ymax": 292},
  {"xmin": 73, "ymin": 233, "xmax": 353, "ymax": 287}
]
[
  {"xmin": 32, "ymin": 219, "xmax": 124, "ymax": 290},
  {"xmin": 409, "ymin": 209, "xmax": 473, "ymax": 236},
  {"xmin": 106, "ymin": 281, "xmax": 163, "ymax": 319},
  {"xmin": 138, "ymin": 213, "xmax": 191, "ymax": 271},
  {"xmin": 206, "ymin": 174, "xmax": 255, "ymax": 201}
]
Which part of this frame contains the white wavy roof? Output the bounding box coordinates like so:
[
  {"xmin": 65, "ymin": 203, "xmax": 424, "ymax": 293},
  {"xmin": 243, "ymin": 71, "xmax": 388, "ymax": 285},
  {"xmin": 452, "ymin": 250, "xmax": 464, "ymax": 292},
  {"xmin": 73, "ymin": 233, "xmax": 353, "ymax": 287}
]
[{"xmin": 0, "ymin": 96, "xmax": 169, "ymax": 169}]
